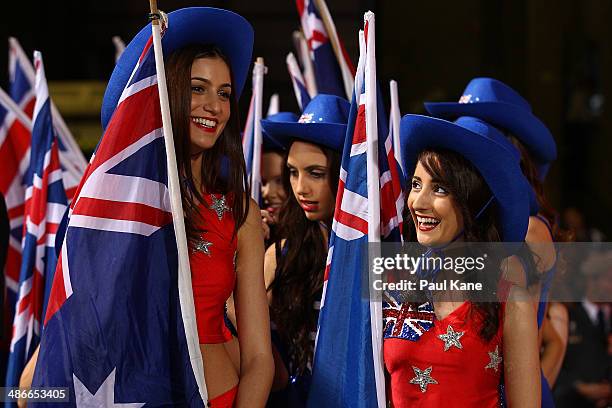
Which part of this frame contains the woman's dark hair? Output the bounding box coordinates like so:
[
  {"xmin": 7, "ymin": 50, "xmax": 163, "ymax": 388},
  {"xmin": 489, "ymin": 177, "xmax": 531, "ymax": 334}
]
[
  {"xmin": 165, "ymin": 44, "xmax": 249, "ymax": 242},
  {"xmin": 507, "ymin": 134, "xmax": 572, "ymax": 243},
  {"xmin": 403, "ymin": 148, "xmax": 514, "ymax": 341},
  {"xmin": 269, "ymin": 141, "xmax": 341, "ymax": 375}
]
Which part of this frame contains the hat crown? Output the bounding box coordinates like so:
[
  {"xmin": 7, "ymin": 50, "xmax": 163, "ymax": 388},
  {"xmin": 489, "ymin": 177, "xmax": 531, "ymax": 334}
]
[
  {"xmin": 298, "ymin": 94, "xmax": 350, "ymax": 126},
  {"xmin": 459, "ymin": 78, "xmax": 532, "ymax": 112},
  {"xmin": 454, "ymin": 116, "xmax": 520, "ymax": 162},
  {"xmin": 266, "ymin": 112, "xmax": 299, "ymax": 123}
]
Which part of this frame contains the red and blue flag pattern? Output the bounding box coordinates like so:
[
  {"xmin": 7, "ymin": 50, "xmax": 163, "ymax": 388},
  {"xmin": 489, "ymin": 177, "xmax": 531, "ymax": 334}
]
[
  {"xmin": 5, "ymin": 52, "xmax": 68, "ymax": 395},
  {"xmin": 308, "ymin": 14, "xmax": 404, "ymax": 407},
  {"xmin": 30, "ymin": 33, "xmax": 203, "ymax": 407}
]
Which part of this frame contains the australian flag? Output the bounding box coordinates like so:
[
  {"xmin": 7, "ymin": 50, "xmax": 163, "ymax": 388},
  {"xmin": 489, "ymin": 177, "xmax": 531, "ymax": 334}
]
[
  {"xmin": 296, "ymin": 0, "xmax": 354, "ymax": 99},
  {"xmin": 31, "ymin": 31, "xmax": 204, "ymax": 406},
  {"xmin": 308, "ymin": 12, "xmax": 403, "ymax": 408},
  {"xmin": 286, "ymin": 52, "xmax": 311, "ymax": 111},
  {"xmin": 5, "ymin": 52, "xmax": 68, "ymax": 397}
]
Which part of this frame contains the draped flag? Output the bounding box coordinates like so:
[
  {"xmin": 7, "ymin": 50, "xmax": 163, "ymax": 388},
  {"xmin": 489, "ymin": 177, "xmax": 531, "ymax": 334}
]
[
  {"xmin": 1, "ymin": 38, "xmax": 83, "ymax": 340},
  {"xmin": 242, "ymin": 58, "xmax": 265, "ymax": 203},
  {"xmin": 309, "ymin": 12, "xmax": 402, "ymax": 408},
  {"xmin": 31, "ymin": 30, "xmax": 203, "ymax": 406},
  {"xmin": 286, "ymin": 52, "xmax": 311, "ymax": 111},
  {"xmin": 5, "ymin": 52, "xmax": 68, "ymax": 394},
  {"xmin": 296, "ymin": 0, "xmax": 355, "ymax": 99}
]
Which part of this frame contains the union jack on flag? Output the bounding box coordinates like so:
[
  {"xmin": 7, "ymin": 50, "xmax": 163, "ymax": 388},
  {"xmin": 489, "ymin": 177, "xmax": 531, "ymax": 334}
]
[
  {"xmin": 296, "ymin": 0, "xmax": 355, "ymax": 99},
  {"xmin": 309, "ymin": 12, "xmax": 403, "ymax": 408},
  {"xmin": 31, "ymin": 28, "xmax": 204, "ymax": 406},
  {"xmin": 286, "ymin": 52, "xmax": 311, "ymax": 111},
  {"xmin": 5, "ymin": 52, "xmax": 68, "ymax": 393}
]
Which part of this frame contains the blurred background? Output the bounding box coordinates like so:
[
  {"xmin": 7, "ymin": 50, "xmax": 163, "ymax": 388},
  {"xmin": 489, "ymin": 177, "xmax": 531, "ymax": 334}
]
[{"xmin": 1, "ymin": 0, "xmax": 610, "ymax": 237}]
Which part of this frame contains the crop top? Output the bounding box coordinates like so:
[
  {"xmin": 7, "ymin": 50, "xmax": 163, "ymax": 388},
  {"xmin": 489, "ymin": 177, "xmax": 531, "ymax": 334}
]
[{"xmin": 189, "ymin": 193, "xmax": 237, "ymax": 344}]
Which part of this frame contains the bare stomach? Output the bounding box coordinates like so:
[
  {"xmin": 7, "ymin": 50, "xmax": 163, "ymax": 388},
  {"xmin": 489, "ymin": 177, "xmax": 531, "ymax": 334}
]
[{"xmin": 200, "ymin": 342, "xmax": 239, "ymax": 399}]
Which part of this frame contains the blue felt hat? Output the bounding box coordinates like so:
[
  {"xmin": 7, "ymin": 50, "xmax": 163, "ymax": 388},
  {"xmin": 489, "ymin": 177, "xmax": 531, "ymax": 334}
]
[
  {"xmin": 400, "ymin": 115, "xmax": 530, "ymax": 243},
  {"xmin": 260, "ymin": 94, "xmax": 350, "ymax": 152},
  {"xmin": 261, "ymin": 112, "xmax": 299, "ymax": 151},
  {"xmin": 101, "ymin": 7, "xmax": 254, "ymax": 130},
  {"xmin": 424, "ymin": 77, "xmax": 557, "ymax": 179}
]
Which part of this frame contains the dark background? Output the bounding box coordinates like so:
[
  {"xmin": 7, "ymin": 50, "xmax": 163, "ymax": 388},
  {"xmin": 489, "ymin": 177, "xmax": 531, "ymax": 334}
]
[{"xmin": 1, "ymin": 0, "xmax": 610, "ymax": 237}]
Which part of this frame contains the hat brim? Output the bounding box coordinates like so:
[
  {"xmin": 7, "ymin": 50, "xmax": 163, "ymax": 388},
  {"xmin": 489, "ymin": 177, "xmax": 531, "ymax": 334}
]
[
  {"xmin": 401, "ymin": 115, "xmax": 529, "ymax": 243},
  {"xmin": 424, "ymin": 101, "xmax": 557, "ymax": 164},
  {"xmin": 260, "ymin": 120, "xmax": 346, "ymax": 152},
  {"xmin": 102, "ymin": 7, "xmax": 254, "ymax": 130}
]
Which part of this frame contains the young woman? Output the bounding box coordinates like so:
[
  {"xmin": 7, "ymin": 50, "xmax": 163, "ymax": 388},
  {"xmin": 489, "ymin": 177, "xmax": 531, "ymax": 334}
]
[
  {"xmin": 260, "ymin": 94, "xmax": 349, "ymax": 407},
  {"xmin": 386, "ymin": 114, "xmax": 540, "ymax": 407},
  {"xmin": 101, "ymin": 8, "xmax": 274, "ymax": 408},
  {"xmin": 425, "ymin": 77, "xmax": 567, "ymax": 406},
  {"xmin": 260, "ymin": 112, "xmax": 297, "ymax": 244}
]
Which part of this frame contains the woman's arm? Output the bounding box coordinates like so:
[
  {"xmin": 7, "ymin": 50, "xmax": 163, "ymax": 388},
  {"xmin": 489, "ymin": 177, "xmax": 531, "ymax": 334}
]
[
  {"xmin": 540, "ymin": 302, "xmax": 568, "ymax": 387},
  {"xmin": 234, "ymin": 198, "xmax": 274, "ymax": 407},
  {"xmin": 503, "ymin": 284, "xmax": 541, "ymax": 408}
]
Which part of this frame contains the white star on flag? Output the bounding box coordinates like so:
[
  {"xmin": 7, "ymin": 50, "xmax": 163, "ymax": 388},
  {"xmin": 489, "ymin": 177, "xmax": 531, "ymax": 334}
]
[{"xmin": 73, "ymin": 368, "xmax": 145, "ymax": 407}]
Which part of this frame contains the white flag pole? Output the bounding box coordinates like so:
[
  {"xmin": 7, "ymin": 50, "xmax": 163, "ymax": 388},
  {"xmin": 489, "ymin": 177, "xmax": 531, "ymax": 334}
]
[
  {"xmin": 266, "ymin": 93, "xmax": 279, "ymax": 117},
  {"xmin": 389, "ymin": 80, "xmax": 403, "ymax": 173},
  {"xmin": 112, "ymin": 36, "xmax": 126, "ymax": 63},
  {"xmin": 363, "ymin": 11, "xmax": 386, "ymax": 408},
  {"xmin": 292, "ymin": 31, "xmax": 317, "ymax": 97},
  {"xmin": 251, "ymin": 57, "xmax": 266, "ymax": 202},
  {"xmin": 148, "ymin": 1, "xmax": 207, "ymax": 403},
  {"xmin": 314, "ymin": 0, "xmax": 354, "ymax": 100},
  {"xmin": 286, "ymin": 52, "xmax": 307, "ymax": 110}
]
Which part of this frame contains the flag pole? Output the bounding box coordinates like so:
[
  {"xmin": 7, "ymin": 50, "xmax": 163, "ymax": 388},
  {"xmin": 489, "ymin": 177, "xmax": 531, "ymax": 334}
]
[
  {"xmin": 0, "ymin": 86, "xmax": 33, "ymax": 130},
  {"xmin": 389, "ymin": 80, "xmax": 403, "ymax": 173},
  {"xmin": 313, "ymin": 0, "xmax": 354, "ymax": 100},
  {"xmin": 292, "ymin": 31, "xmax": 317, "ymax": 97},
  {"xmin": 363, "ymin": 11, "xmax": 386, "ymax": 408},
  {"xmin": 251, "ymin": 57, "xmax": 265, "ymax": 202},
  {"xmin": 148, "ymin": 0, "xmax": 207, "ymax": 403}
]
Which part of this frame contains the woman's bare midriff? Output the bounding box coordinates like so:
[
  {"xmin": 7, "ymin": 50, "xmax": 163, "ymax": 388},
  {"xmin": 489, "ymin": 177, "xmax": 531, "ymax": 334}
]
[{"xmin": 200, "ymin": 342, "xmax": 239, "ymax": 399}]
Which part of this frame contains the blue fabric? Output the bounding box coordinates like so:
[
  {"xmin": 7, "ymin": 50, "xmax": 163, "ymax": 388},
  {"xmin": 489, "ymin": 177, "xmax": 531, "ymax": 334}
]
[
  {"xmin": 424, "ymin": 77, "xmax": 556, "ymax": 179},
  {"xmin": 101, "ymin": 7, "xmax": 254, "ymax": 130},
  {"xmin": 261, "ymin": 112, "xmax": 298, "ymax": 151},
  {"xmin": 399, "ymin": 115, "xmax": 530, "ymax": 245},
  {"xmin": 261, "ymin": 94, "xmax": 350, "ymax": 152}
]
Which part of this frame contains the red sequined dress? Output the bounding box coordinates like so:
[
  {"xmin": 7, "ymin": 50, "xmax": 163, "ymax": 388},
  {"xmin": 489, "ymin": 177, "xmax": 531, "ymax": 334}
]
[
  {"xmin": 188, "ymin": 193, "xmax": 237, "ymax": 344},
  {"xmin": 383, "ymin": 298, "xmax": 506, "ymax": 408}
]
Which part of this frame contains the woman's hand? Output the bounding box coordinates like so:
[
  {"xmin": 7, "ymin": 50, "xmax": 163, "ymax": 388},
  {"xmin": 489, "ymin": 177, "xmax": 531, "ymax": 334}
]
[{"xmin": 261, "ymin": 210, "xmax": 273, "ymax": 241}]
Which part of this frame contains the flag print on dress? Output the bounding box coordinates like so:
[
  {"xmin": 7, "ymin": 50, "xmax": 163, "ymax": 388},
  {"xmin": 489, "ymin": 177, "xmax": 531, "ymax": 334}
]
[
  {"xmin": 309, "ymin": 12, "xmax": 403, "ymax": 408},
  {"xmin": 30, "ymin": 31, "xmax": 203, "ymax": 407},
  {"xmin": 4, "ymin": 52, "xmax": 68, "ymax": 397}
]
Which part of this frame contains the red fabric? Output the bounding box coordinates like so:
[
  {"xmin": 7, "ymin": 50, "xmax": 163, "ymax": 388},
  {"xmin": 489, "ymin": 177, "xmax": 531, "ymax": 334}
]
[
  {"xmin": 384, "ymin": 301, "xmax": 505, "ymax": 408},
  {"xmin": 208, "ymin": 385, "xmax": 238, "ymax": 408},
  {"xmin": 190, "ymin": 194, "xmax": 237, "ymax": 344}
]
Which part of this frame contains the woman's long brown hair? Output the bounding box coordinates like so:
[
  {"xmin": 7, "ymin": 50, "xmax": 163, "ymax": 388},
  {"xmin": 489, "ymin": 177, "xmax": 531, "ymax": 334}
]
[
  {"xmin": 165, "ymin": 44, "xmax": 249, "ymax": 242},
  {"xmin": 269, "ymin": 141, "xmax": 341, "ymax": 375}
]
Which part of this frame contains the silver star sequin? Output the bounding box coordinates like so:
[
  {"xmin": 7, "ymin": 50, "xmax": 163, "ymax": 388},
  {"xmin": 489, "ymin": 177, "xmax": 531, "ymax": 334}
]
[
  {"xmin": 409, "ymin": 366, "xmax": 438, "ymax": 393},
  {"xmin": 485, "ymin": 345, "xmax": 502, "ymax": 372},
  {"xmin": 437, "ymin": 325, "xmax": 465, "ymax": 351},
  {"xmin": 209, "ymin": 195, "xmax": 230, "ymax": 220},
  {"xmin": 193, "ymin": 237, "xmax": 213, "ymax": 257}
]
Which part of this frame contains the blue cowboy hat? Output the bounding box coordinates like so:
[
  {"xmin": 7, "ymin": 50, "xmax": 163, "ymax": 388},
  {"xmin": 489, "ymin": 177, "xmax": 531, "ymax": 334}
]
[
  {"xmin": 424, "ymin": 77, "xmax": 556, "ymax": 179},
  {"xmin": 261, "ymin": 112, "xmax": 299, "ymax": 151},
  {"xmin": 400, "ymin": 115, "xmax": 530, "ymax": 243},
  {"xmin": 101, "ymin": 7, "xmax": 254, "ymax": 130},
  {"xmin": 260, "ymin": 94, "xmax": 350, "ymax": 152}
]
